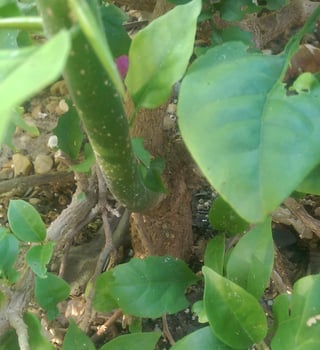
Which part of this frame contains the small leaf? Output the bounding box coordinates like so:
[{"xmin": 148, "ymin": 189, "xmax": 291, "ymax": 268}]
[
  {"xmin": 99, "ymin": 332, "xmax": 161, "ymax": 350},
  {"xmin": 272, "ymin": 274, "xmax": 320, "ymax": 350},
  {"xmin": 26, "ymin": 242, "xmax": 55, "ymax": 278},
  {"xmin": 54, "ymin": 103, "xmax": 83, "ymax": 160},
  {"xmin": 35, "ymin": 273, "xmax": 70, "ymax": 320},
  {"xmin": 71, "ymin": 142, "xmax": 95, "ymax": 173},
  {"xmin": 0, "ymin": 228, "xmax": 19, "ymax": 276},
  {"xmin": 216, "ymin": 0, "xmax": 258, "ymax": 21},
  {"xmin": 8, "ymin": 200, "xmax": 46, "ymax": 242},
  {"xmin": 62, "ymin": 320, "xmax": 95, "ymax": 350},
  {"xmin": 203, "ymin": 266, "xmax": 267, "ymax": 349},
  {"xmin": 125, "ymin": 0, "xmax": 201, "ymax": 108},
  {"xmin": 24, "ymin": 312, "xmax": 55, "ymax": 350},
  {"xmin": 93, "ymin": 270, "xmax": 119, "ymax": 313},
  {"xmin": 96, "ymin": 256, "xmax": 199, "ymax": 318},
  {"xmin": 171, "ymin": 326, "xmax": 234, "ymax": 350},
  {"xmin": 204, "ymin": 235, "xmax": 225, "ymax": 274},
  {"xmin": 226, "ymin": 218, "xmax": 274, "ymax": 299},
  {"xmin": 209, "ymin": 197, "xmax": 248, "ymax": 236},
  {"xmin": 191, "ymin": 300, "xmax": 208, "ymax": 323},
  {"xmin": 132, "ymin": 138, "xmax": 151, "ymax": 167}
]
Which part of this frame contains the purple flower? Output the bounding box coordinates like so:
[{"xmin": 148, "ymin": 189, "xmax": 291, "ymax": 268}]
[{"xmin": 115, "ymin": 55, "xmax": 129, "ymax": 79}]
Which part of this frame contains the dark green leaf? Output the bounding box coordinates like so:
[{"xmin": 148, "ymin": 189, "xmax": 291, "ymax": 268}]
[
  {"xmin": 71, "ymin": 142, "xmax": 95, "ymax": 173},
  {"xmin": 226, "ymin": 218, "xmax": 274, "ymax": 299},
  {"xmin": 139, "ymin": 158, "xmax": 167, "ymax": 193},
  {"xmin": 24, "ymin": 312, "xmax": 55, "ymax": 350},
  {"xmin": 35, "ymin": 273, "xmax": 70, "ymax": 320},
  {"xmin": 178, "ymin": 40, "xmax": 320, "ymax": 223},
  {"xmin": 272, "ymin": 274, "xmax": 320, "ymax": 350},
  {"xmin": 171, "ymin": 326, "xmax": 234, "ymax": 350},
  {"xmin": 99, "ymin": 332, "xmax": 161, "ymax": 350},
  {"xmin": 8, "ymin": 200, "xmax": 46, "ymax": 242},
  {"xmin": 0, "ymin": 228, "xmax": 19, "ymax": 276},
  {"xmin": 26, "ymin": 242, "xmax": 55, "ymax": 278},
  {"xmin": 204, "ymin": 235, "xmax": 225, "ymax": 274},
  {"xmin": 100, "ymin": 4, "xmax": 131, "ymax": 58},
  {"xmin": 54, "ymin": 102, "xmax": 83, "ymax": 160},
  {"xmin": 125, "ymin": 0, "xmax": 201, "ymax": 108},
  {"xmin": 62, "ymin": 320, "xmax": 95, "ymax": 350},
  {"xmin": 0, "ymin": 329, "xmax": 19, "ymax": 350},
  {"xmin": 216, "ymin": 0, "xmax": 259, "ymax": 21},
  {"xmin": 96, "ymin": 256, "xmax": 199, "ymax": 318},
  {"xmin": 266, "ymin": 0, "xmax": 288, "ymax": 10},
  {"xmin": 209, "ymin": 197, "xmax": 248, "ymax": 235},
  {"xmin": 203, "ymin": 266, "xmax": 267, "ymax": 349}
]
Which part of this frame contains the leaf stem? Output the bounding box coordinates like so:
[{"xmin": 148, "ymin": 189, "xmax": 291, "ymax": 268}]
[{"xmin": 0, "ymin": 17, "xmax": 43, "ymax": 31}]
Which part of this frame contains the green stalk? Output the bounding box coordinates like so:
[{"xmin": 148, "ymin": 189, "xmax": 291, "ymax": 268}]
[
  {"xmin": 35, "ymin": 0, "xmax": 161, "ymax": 212},
  {"xmin": 0, "ymin": 17, "xmax": 43, "ymax": 30}
]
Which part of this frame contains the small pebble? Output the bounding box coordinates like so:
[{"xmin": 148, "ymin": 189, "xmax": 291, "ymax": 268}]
[
  {"xmin": 12, "ymin": 153, "xmax": 33, "ymax": 176},
  {"xmin": 34, "ymin": 154, "xmax": 53, "ymax": 174}
]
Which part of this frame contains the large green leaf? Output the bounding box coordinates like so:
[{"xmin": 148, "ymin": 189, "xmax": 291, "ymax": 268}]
[
  {"xmin": 94, "ymin": 256, "xmax": 199, "ymax": 317},
  {"xmin": 203, "ymin": 266, "xmax": 267, "ymax": 349},
  {"xmin": 8, "ymin": 199, "xmax": 46, "ymax": 242},
  {"xmin": 296, "ymin": 163, "xmax": 320, "ymax": 195},
  {"xmin": 99, "ymin": 332, "xmax": 161, "ymax": 350},
  {"xmin": 0, "ymin": 30, "xmax": 70, "ymax": 143},
  {"xmin": 204, "ymin": 235, "xmax": 225, "ymax": 274},
  {"xmin": 171, "ymin": 326, "xmax": 234, "ymax": 350},
  {"xmin": 226, "ymin": 218, "xmax": 274, "ymax": 299},
  {"xmin": 125, "ymin": 0, "xmax": 201, "ymax": 108},
  {"xmin": 272, "ymin": 274, "xmax": 320, "ymax": 350},
  {"xmin": 178, "ymin": 41, "xmax": 320, "ymax": 223}
]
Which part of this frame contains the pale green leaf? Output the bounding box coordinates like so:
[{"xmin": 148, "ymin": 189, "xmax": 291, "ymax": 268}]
[
  {"xmin": 125, "ymin": 0, "xmax": 201, "ymax": 108},
  {"xmin": 100, "ymin": 332, "xmax": 161, "ymax": 350}
]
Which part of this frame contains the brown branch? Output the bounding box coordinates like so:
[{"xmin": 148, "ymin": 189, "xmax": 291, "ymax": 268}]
[{"xmin": 0, "ymin": 171, "xmax": 74, "ymax": 195}]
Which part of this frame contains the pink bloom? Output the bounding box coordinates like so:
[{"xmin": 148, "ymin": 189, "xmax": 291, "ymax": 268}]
[{"xmin": 115, "ymin": 55, "xmax": 129, "ymax": 79}]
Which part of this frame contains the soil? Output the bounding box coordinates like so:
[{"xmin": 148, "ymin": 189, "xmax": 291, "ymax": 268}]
[{"xmin": 1, "ymin": 2, "xmax": 320, "ymax": 349}]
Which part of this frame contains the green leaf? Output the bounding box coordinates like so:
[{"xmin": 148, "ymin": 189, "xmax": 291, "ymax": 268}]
[
  {"xmin": 100, "ymin": 4, "xmax": 131, "ymax": 58},
  {"xmin": 178, "ymin": 40, "xmax": 320, "ymax": 223},
  {"xmin": 266, "ymin": 0, "xmax": 288, "ymax": 10},
  {"xmin": 171, "ymin": 326, "xmax": 234, "ymax": 350},
  {"xmin": 0, "ymin": 329, "xmax": 19, "ymax": 350},
  {"xmin": 95, "ymin": 256, "xmax": 199, "ymax": 317},
  {"xmin": 8, "ymin": 199, "xmax": 46, "ymax": 242},
  {"xmin": 272, "ymin": 274, "xmax": 320, "ymax": 350},
  {"xmin": 0, "ymin": 228, "xmax": 19, "ymax": 277},
  {"xmin": 203, "ymin": 266, "xmax": 267, "ymax": 349},
  {"xmin": 35, "ymin": 272, "xmax": 70, "ymax": 320},
  {"xmin": 139, "ymin": 158, "xmax": 167, "ymax": 193},
  {"xmin": 204, "ymin": 235, "xmax": 225, "ymax": 274},
  {"xmin": 209, "ymin": 197, "xmax": 248, "ymax": 236},
  {"xmin": 54, "ymin": 102, "xmax": 83, "ymax": 160},
  {"xmin": 71, "ymin": 142, "xmax": 95, "ymax": 173},
  {"xmin": 93, "ymin": 270, "xmax": 119, "ymax": 313},
  {"xmin": 296, "ymin": 163, "xmax": 320, "ymax": 195},
  {"xmin": 125, "ymin": 0, "xmax": 201, "ymax": 108},
  {"xmin": 226, "ymin": 218, "xmax": 274, "ymax": 299},
  {"xmin": 99, "ymin": 332, "xmax": 161, "ymax": 350},
  {"xmin": 191, "ymin": 300, "xmax": 208, "ymax": 323},
  {"xmin": 132, "ymin": 137, "xmax": 151, "ymax": 167},
  {"xmin": 24, "ymin": 312, "xmax": 55, "ymax": 350},
  {"xmin": 216, "ymin": 0, "xmax": 259, "ymax": 21},
  {"xmin": 68, "ymin": 0, "xmax": 124, "ymax": 96},
  {"xmin": 26, "ymin": 242, "xmax": 55, "ymax": 278},
  {"xmin": 0, "ymin": 30, "xmax": 70, "ymax": 144},
  {"xmin": 62, "ymin": 320, "xmax": 95, "ymax": 350}
]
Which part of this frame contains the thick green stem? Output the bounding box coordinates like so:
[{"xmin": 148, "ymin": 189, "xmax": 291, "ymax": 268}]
[{"xmin": 36, "ymin": 0, "xmax": 161, "ymax": 212}]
